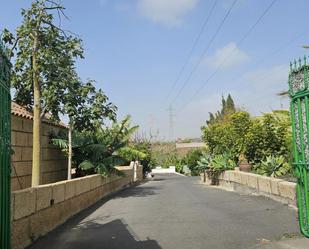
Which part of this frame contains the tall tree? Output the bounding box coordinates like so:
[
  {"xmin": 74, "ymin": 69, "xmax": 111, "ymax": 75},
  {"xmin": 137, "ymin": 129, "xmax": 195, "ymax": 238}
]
[
  {"xmin": 205, "ymin": 94, "xmax": 236, "ymax": 126},
  {"xmin": 3, "ymin": 0, "xmax": 83, "ymax": 186},
  {"xmin": 221, "ymin": 95, "xmax": 226, "ymax": 115},
  {"xmin": 225, "ymin": 94, "xmax": 236, "ymax": 114},
  {"xmin": 63, "ymin": 78, "xmax": 117, "ymax": 179}
]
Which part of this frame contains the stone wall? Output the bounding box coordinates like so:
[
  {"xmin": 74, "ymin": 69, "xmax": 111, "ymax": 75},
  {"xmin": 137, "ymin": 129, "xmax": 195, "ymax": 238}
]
[
  {"xmin": 11, "ymin": 115, "xmax": 67, "ymax": 191},
  {"xmin": 11, "ymin": 165, "xmax": 143, "ymax": 249},
  {"xmin": 201, "ymin": 170, "xmax": 297, "ymax": 207}
]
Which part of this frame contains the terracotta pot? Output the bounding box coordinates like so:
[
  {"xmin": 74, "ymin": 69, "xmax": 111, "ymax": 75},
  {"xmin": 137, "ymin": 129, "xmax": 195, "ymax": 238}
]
[{"xmin": 239, "ymin": 162, "xmax": 252, "ymax": 172}]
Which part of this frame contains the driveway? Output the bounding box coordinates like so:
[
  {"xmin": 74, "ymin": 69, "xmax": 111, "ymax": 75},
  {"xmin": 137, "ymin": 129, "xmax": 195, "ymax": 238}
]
[{"xmin": 28, "ymin": 174, "xmax": 301, "ymax": 249}]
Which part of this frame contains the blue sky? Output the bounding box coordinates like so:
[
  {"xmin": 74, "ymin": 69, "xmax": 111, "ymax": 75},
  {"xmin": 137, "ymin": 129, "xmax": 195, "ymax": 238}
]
[{"xmin": 1, "ymin": 0, "xmax": 309, "ymax": 139}]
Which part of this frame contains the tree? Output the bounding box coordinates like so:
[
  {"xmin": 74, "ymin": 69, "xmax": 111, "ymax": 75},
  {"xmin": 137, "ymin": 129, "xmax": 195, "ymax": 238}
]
[
  {"xmin": 3, "ymin": 0, "xmax": 84, "ymax": 186},
  {"xmin": 207, "ymin": 112, "xmax": 215, "ymax": 125},
  {"xmin": 52, "ymin": 116, "xmax": 142, "ymax": 177},
  {"xmin": 225, "ymin": 94, "xmax": 235, "ymax": 114},
  {"xmin": 206, "ymin": 94, "xmax": 236, "ymax": 126},
  {"xmin": 63, "ymin": 78, "xmax": 117, "ymax": 179},
  {"xmin": 221, "ymin": 95, "xmax": 226, "ymax": 115},
  {"xmin": 202, "ymin": 111, "xmax": 251, "ymax": 160}
]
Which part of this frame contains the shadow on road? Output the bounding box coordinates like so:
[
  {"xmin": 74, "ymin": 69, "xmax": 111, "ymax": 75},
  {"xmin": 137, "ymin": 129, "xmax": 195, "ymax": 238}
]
[
  {"xmin": 27, "ymin": 185, "xmax": 162, "ymax": 249},
  {"xmin": 66, "ymin": 219, "xmax": 162, "ymax": 249},
  {"xmin": 114, "ymin": 185, "xmax": 159, "ymax": 198}
]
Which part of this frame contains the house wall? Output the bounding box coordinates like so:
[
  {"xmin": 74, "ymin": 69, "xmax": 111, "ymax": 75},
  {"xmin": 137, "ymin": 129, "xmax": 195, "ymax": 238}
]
[{"xmin": 11, "ymin": 115, "xmax": 67, "ymax": 191}]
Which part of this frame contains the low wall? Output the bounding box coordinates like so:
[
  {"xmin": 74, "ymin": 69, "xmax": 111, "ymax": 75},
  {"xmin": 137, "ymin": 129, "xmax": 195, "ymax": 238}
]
[
  {"xmin": 11, "ymin": 165, "xmax": 143, "ymax": 249},
  {"xmin": 201, "ymin": 170, "xmax": 297, "ymax": 207},
  {"xmin": 152, "ymin": 166, "xmax": 176, "ymax": 174}
]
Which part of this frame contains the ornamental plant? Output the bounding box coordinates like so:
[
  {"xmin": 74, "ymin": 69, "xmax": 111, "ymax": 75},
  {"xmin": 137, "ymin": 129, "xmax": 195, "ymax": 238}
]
[{"xmin": 254, "ymin": 155, "xmax": 292, "ymax": 177}]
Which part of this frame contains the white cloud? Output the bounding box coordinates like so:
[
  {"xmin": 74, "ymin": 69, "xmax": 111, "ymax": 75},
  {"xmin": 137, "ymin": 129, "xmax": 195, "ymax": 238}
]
[
  {"xmin": 171, "ymin": 65, "xmax": 290, "ymax": 138},
  {"xmin": 137, "ymin": 0, "xmax": 199, "ymax": 27},
  {"xmin": 242, "ymin": 65, "xmax": 288, "ymax": 90},
  {"xmin": 204, "ymin": 42, "xmax": 249, "ymax": 69}
]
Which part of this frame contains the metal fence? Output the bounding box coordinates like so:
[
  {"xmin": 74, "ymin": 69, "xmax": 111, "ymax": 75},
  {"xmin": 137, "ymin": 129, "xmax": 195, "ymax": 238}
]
[
  {"xmin": 0, "ymin": 40, "xmax": 11, "ymax": 249},
  {"xmin": 289, "ymin": 57, "xmax": 309, "ymax": 237}
]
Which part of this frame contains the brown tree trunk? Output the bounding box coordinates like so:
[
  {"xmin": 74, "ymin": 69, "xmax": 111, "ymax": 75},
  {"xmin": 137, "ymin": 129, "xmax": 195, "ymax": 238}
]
[
  {"xmin": 31, "ymin": 33, "xmax": 41, "ymax": 187},
  {"xmin": 67, "ymin": 122, "xmax": 72, "ymax": 180}
]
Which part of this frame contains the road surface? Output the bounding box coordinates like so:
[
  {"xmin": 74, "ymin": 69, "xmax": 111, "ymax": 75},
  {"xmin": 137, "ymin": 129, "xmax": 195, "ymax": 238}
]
[{"xmin": 28, "ymin": 174, "xmax": 301, "ymax": 249}]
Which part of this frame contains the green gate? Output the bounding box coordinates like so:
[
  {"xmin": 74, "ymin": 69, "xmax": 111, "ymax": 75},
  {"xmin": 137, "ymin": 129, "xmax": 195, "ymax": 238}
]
[
  {"xmin": 289, "ymin": 57, "xmax": 309, "ymax": 237},
  {"xmin": 0, "ymin": 40, "xmax": 11, "ymax": 248}
]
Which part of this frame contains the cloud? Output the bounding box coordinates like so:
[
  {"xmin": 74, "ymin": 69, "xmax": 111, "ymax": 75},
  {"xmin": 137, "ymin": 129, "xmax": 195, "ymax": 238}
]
[
  {"xmin": 242, "ymin": 64, "xmax": 288, "ymax": 90},
  {"xmin": 137, "ymin": 0, "xmax": 199, "ymax": 27},
  {"xmin": 171, "ymin": 64, "xmax": 290, "ymax": 138},
  {"xmin": 204, "ymin": 42, "xmax": 249, "ymax": 69}
]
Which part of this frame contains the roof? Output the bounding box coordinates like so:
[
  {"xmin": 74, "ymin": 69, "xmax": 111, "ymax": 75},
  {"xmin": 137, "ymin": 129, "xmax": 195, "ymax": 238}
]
[
  {"xmin": 11, "ymin": 102, "xmax": 68, "ymax": 129},
  {"xmin": 176, "ymin": 142, "xmax": 206, "ymax": 149}
]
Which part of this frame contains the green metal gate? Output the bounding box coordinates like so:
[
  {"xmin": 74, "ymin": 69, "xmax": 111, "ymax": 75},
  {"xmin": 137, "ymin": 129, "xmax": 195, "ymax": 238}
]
[
  {"xmin": 289, "ymin": 57, "xmax": 309, "ymax": 237},
  {"xmin": 0, "ymin": 41, "xmax": 11, "ymax": 248}
]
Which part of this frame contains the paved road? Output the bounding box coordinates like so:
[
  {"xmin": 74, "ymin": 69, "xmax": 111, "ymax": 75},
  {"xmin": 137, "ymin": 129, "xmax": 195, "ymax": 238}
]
[{"xmin": 29, "ymin": 174, "xmax": 301, "ymax": 249}]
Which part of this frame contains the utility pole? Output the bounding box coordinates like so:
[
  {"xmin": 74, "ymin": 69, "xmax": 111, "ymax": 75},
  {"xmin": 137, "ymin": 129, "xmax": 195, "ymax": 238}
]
[
  {"xmin": 149, "ymin": 114, "xmax": 156, "ymax": 138},
  {"xmin": 168, "ymin": 104, "xmax": 175, "ymax": 141}
]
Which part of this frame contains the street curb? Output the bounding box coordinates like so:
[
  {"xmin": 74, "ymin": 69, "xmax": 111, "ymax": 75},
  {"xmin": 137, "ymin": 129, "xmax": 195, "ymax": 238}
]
[{"xmin": 174, "ymin": 172, "xmax": 186, "ymax": 177}]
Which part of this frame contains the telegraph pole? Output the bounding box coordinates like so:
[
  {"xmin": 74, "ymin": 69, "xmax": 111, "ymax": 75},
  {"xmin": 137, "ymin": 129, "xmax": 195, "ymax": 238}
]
[{"xmin": 168, "ymin": 104, "xmax": 175, "ymax": 141}]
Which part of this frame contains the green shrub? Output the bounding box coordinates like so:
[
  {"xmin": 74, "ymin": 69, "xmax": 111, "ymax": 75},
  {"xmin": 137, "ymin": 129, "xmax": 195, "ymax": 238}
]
[
  {"xmin": 202, "ymin": 111, "xmax": 251, "ymax": 161},
  {"xmin": 197, "ymin": 153, "xmax": 213, "ymax": 172},
  {"xmin": 130, "ymin": 140, "xmax": 157, "ymax": 173},
  {"xmin": 182, "ymin": 149, "xmax": 204, "ymax": 176},
  {"xmin": 244, "ymin": 114, "xmax": 290, "ymax": 164},
  {"xmin": 206, "ymin": 153, "xmax": 236, "ymax": 184},
  {"xmin": 202, "ymin": 109, "xmax": 292, "ymax": 178}
]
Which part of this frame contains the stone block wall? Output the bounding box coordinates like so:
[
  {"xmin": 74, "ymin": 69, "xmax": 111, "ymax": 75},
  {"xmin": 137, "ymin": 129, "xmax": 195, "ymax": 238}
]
[
  {"xmin": 11, "ymin": 165, "xmax": 143, "ymax": 249},
  {"xmin": 201, "ymin": 170, "xmax": 297, "ymax": 207},
  {"xmin": 11, "ymin": 115, "xmax": 67, "ymax": 191}
]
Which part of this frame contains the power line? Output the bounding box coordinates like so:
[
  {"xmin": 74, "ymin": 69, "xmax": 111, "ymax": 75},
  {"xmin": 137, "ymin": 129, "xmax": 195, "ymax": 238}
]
[
  {"xmin": 165, "ymin": 0, "xmax": 217, "ymax": 101},
  {"xmin": 225, "ymin": 32, "xmax": 307, "ymax": 95},
  {"xmin": 168, "ymin": 104, "xmax": 176, "ymax": 141},
  {"xmin": 180, "ymin": 0, "xmax": 277, "ymax": 110},
  {"xmin": 169, "ymin": 0, "xmax": 238, "ymax": 105}
]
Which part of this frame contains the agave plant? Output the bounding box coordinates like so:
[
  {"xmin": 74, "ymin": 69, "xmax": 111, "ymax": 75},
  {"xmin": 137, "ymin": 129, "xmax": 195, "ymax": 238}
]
[
  {"xmin": 211, "ymin": 153, "xmax": 236, "ymax": 172},
  {"xmin": 197, "ymin": 153, "xmax": 212, "ymax": 171},
  {"xmin": 255, "ymin": 155, "xmax": 291, "ymax": 177},
  {"xmin": 206, "ymin": 153, "xmax": 236, "ymax": 185},
  {"xmin": 197, "ymin": 153, "xmax": 212, "ymax": 182}
]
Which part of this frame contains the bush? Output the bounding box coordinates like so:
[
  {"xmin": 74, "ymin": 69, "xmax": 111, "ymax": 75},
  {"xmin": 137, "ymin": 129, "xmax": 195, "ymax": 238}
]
[
  {"xmin": 130, "ymin": 140, "xmax": 156, "ymax": 173},
  {"xmin": 254, "ymin": 155, "xmax": 292, "ymax": 177},
  {"xmin": 202, "ymin": 110, "xmax": 292, "ymax": 178},
  {"xmin": 182, "ymin": 149, "xmax": 205, "ymax": 176},
  {"xmin": 244, "ymin": 113, "xmax": 290, "ymax": 164},
  {"xmin": 197, "ymin": 152, "xmax": 236, "ymax": 184},
  {"xmin": 202, "ymin": 111, "xmax": 251, "ymax": 161}
]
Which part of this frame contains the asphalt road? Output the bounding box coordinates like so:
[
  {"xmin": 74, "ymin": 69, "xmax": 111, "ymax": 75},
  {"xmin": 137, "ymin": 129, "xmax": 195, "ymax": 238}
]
[{"xmin": 28, "ymin": 174, "xmax": 301, "ymax": 249}]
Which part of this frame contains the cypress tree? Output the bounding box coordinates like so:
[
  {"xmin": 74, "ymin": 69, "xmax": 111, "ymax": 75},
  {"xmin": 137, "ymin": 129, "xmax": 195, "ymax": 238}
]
[{"xmin": 226, "ymin": 94, "xmax": 236, "ymax": 114}]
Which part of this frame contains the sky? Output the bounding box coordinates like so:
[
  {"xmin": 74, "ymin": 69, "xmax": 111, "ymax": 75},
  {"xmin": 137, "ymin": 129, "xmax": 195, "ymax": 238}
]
[{"xmin": 1, "ymin": 0, "xmax": 309, "ymax": 140}]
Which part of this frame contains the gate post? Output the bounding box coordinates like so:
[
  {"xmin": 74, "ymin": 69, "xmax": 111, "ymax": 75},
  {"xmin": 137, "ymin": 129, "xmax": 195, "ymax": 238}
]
[
  {"xmin": 0, "ymin": 40, "xmax": 11, "ymax": 249},
  {"xmin": 289, "ymin": 57, "xmax": 309, "ymax": 237}
]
